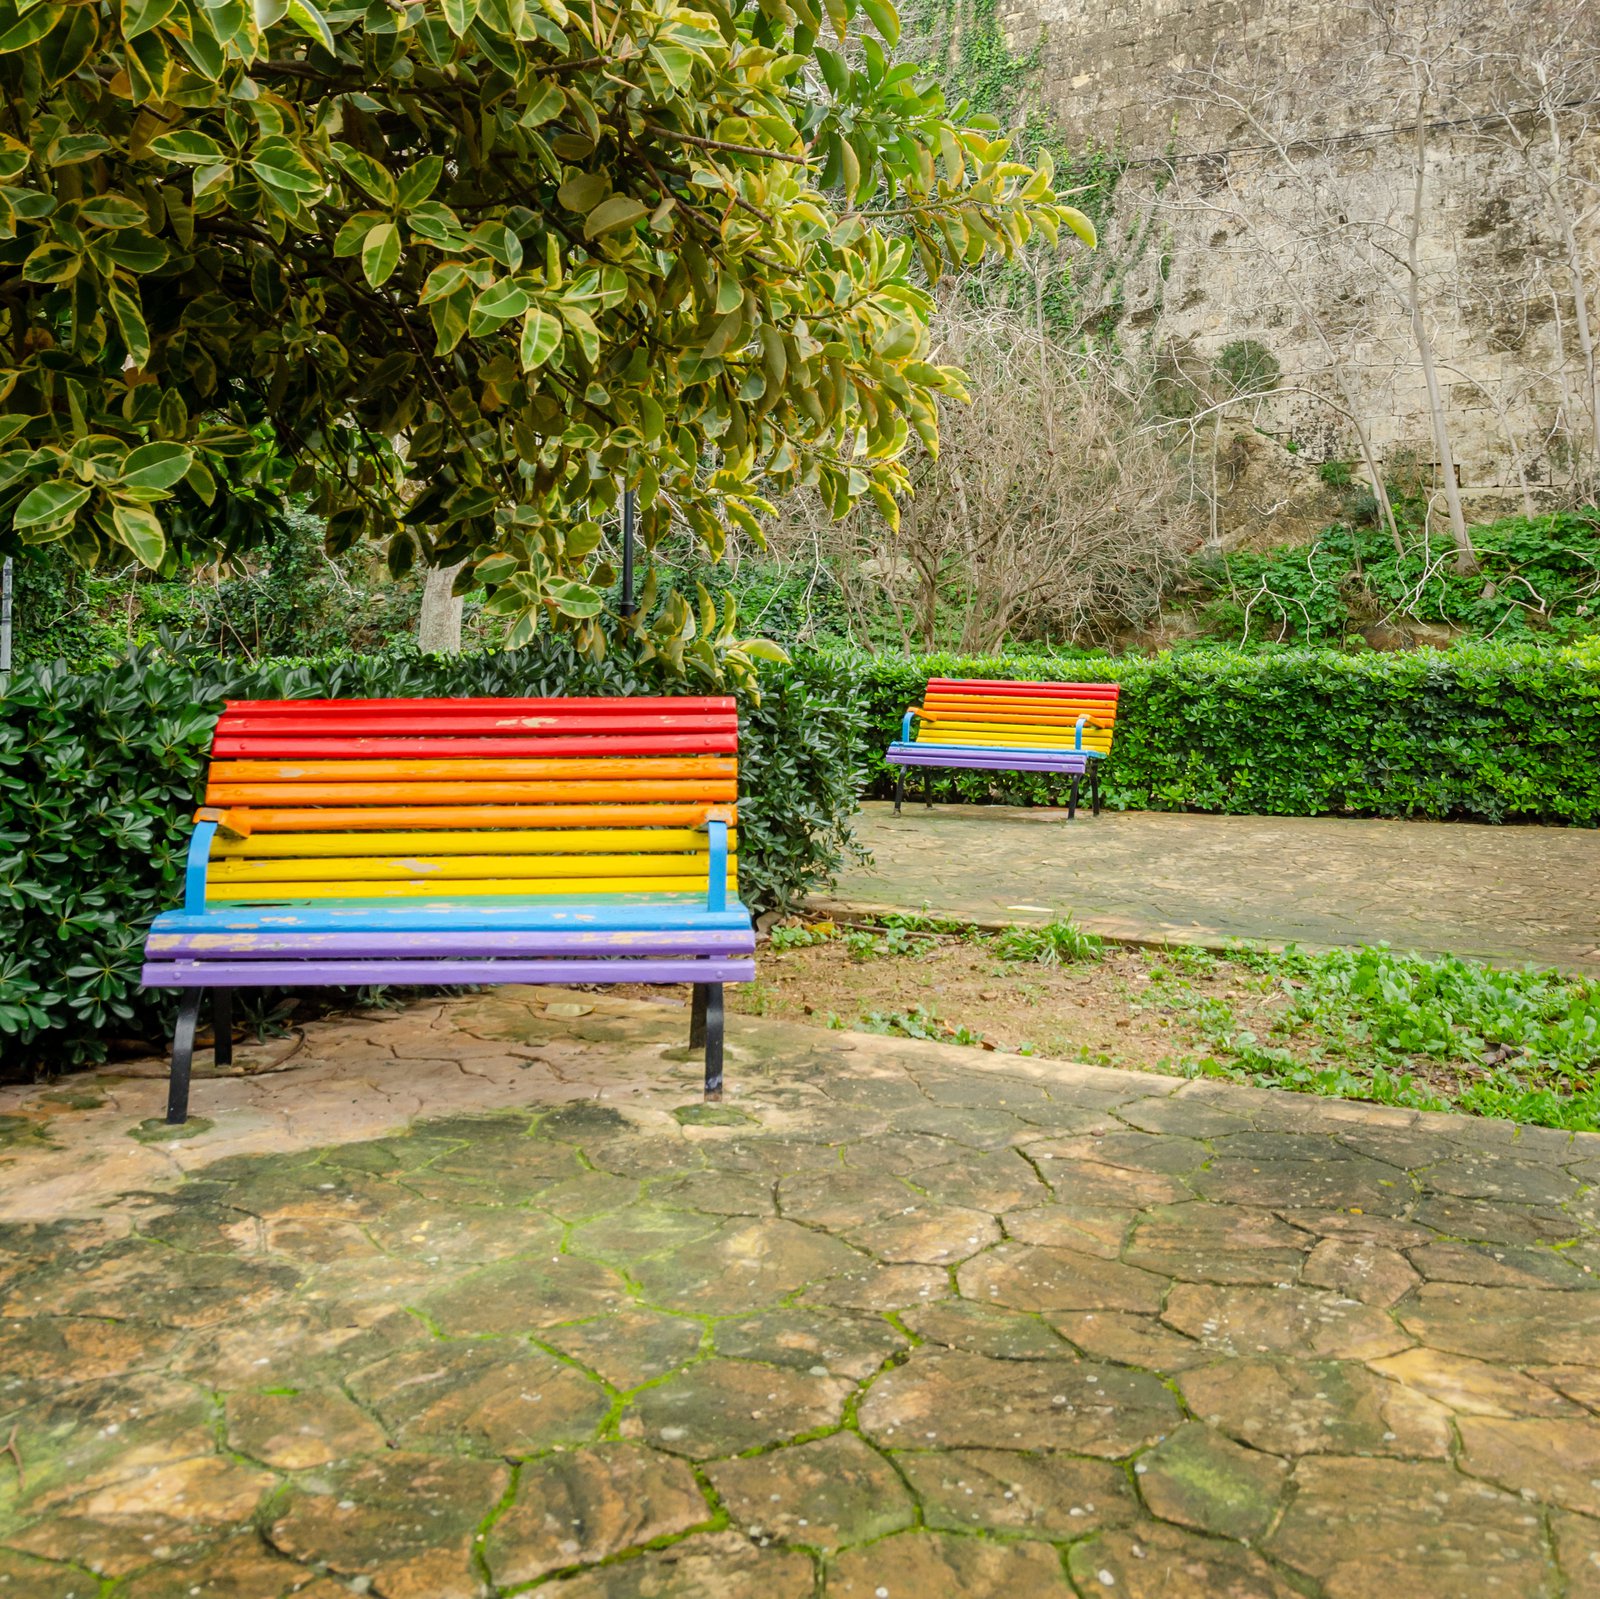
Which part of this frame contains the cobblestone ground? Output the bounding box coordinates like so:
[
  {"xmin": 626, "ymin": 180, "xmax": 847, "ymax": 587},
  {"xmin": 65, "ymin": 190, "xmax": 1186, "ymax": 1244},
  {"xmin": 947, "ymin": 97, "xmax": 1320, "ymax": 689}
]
[
  {"xmin": 1, "ymin": 989, "xmax": 1598, "ymax": 1596},
  {"xmin": 819, "ymin": 803, "xmax": 1600, "ymax": 974}
]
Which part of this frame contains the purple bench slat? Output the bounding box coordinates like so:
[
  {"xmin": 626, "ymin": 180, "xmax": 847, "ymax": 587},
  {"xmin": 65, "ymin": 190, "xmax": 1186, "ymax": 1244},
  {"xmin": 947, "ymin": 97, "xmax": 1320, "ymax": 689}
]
[
  {"xmin": 142, "ymin": 957, "xmax": 757, "ymax": 988},
  {"xmin": 887, "ymin": 747, "xmax": 1090, "ymax": 774},
  {"xmin": 145, "ymin": 928, "xmax": 756, "ymax": 961}
]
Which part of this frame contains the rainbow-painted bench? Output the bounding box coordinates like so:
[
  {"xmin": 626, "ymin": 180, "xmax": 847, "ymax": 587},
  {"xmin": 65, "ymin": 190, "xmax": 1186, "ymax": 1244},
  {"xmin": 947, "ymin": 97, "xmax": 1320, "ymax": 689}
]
[
  {"xmin": 141, "ymin": 695, "xmax": 755, "ymax": 1122},
  {"xmin": 887, "ymin": 677, "xmax": 1120, "ymax": 819}
]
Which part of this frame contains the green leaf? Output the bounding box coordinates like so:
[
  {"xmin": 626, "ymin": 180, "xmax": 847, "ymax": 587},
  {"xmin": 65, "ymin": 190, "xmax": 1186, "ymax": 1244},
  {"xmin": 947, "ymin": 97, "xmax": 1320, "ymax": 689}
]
[
  {"xmin": 361, "ymin": 221, "xmax": 401, "ymax": 287},
  {"xmin": 544, "ymin": 577, "xmax": 603, "ymax": 618},
  {"xmin": 440, "ymin": 0, "xmax": 477, "ymax": 34},
  {"xmin": 583, "ymin": 195, "xmax": 646, "ymax": 239},
  {"xmin": 77, "ymin": 194, "xmax": 147, "ymax": 230},
  {"xmin": 111, "ymin": 501, "xmax": 166, "ymax": 568},
  {"xmin": 329, "ymin": 142, "xmax": 397, "ymax": 206},
  {"xmin": 119, "ymin": 442, "xmax": 193, "ymax": 491},
  {"xmin": 0, "ymin": 3, "xmax": 61, "ymax": 53},
  {"xmin": 858, "ymin": 0, "xmax": 899, "ymax": 46},
  {"xmin": 284, "ymin": 0, "xmax": 336, "ymax": 51},
  {"xmin": 396, "ymin": 155, "xmax": 444, "ymax": 208},
  {"xmin": 121, "ymin": 0, "xmax": 179, "ymax": 39},
  {"xmin": 21, "ymin": 241, "xmax": 78, "ymax": 283},
  {"xmin": 1059, "ymin": 205, "xmax": 1098, "ymax": 248},
  {"xmin": 520, "ymin": 79, "xmax": 564, "ymax": 127},
  {"xmin": 14, "ymin": 479, "xmax": 90, "ymax": 530},
  {"xmin": 474, "ymin": 553, "xmax": 518, "ymax": 582},
  {"xmin": 557, "ymin": 172, "xmax": 609, "ymax": 214},
  {"xmin": 519, "ymin": 305, "xmax": 562, "ymax": 370},
  {"xmin": 106, "ymin": 280, "xmax": 151, "ymax": 367},
  {"xmin": 250, "ymin": 138, "xmax": 324, "ymax": 198},
  {"xmin": 148, "ymin": 130, "xmax": 225, "ymax": 164},
  {"xmin": 469, "ymin": 278, "xmax": 530, "ymax": 334}
]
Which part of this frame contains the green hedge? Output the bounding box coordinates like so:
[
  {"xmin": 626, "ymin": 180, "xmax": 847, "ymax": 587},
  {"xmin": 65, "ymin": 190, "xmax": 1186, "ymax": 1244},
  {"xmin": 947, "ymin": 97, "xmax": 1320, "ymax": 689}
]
[
  {"xmin": 0, "ymin": 644, "xmax": 864, "ymax": 1070},
  {"xmin": 832, "ymin": 641, "xmax": 1600, "ymax": 824}
]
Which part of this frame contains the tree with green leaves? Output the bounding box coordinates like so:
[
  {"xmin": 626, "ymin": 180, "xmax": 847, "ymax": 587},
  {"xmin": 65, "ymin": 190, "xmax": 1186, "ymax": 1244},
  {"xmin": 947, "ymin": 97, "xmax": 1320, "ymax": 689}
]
[{"xmin": 0, "ymin": 0, "xmax": 1090, "ymax": 674}]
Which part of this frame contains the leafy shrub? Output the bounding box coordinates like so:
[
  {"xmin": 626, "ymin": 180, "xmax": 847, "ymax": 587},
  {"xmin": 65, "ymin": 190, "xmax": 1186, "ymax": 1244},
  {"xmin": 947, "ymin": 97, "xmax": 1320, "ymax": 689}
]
[
  {"xmin": 0, "ymin": 641, "xmax": 864, "ymax": 1072},
  {"xmin": 831, "ymin": 638, "xmax": 1600, "ymax": 823}
]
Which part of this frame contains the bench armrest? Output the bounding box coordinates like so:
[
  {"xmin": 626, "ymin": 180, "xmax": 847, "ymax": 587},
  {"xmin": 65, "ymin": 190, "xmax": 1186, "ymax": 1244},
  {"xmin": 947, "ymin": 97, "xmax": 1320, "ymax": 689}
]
[
  {"xmin": 1073, "ymin": 713, "xmax": 1089, "ymax": 752},
  {"xmin": 697, "ymin": 807, "xmax": 734, "ymax": 912},
  {"xmin": 901, "ymin": 707, "xmax": 927, "ymax": 742},
  {"xmin": 184, "ymin": 817, "xmax": 219, "ymax": 914}
]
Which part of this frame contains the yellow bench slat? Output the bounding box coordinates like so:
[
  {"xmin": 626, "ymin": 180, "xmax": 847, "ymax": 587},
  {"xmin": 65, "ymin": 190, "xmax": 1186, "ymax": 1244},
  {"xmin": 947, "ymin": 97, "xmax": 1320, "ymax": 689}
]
[
  {"xmin": 206, "ymin": 873, "xmax": 739, "ymax": 902},
  {"xmin": 213, "ymin": 828, "xmax": 732, "ymax": 859},
  {"xmin": 208, "ymin": 852, "xmax": 732, "ymax": 885}
]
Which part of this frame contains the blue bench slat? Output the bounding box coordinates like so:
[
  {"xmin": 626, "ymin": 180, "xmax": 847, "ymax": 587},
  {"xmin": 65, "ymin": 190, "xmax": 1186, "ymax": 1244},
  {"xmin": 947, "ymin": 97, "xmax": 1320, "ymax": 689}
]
[{"xmin": 142, "ymin": 957, "xmax": 757, "ymax": 988}]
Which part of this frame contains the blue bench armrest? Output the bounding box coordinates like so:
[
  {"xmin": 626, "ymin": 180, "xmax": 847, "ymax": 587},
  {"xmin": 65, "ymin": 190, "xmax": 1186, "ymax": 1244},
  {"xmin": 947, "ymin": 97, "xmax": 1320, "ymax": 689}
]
[
  {"xmin": 1073, "ymin": 713, "xmax": 1089, "ymax": 752},
  {"xmin": 900, "ymin": 708, "xmax": 918, "ymax": 742},
  {"xmin": 184, "ymin": 817, "xmax": 218, "ymax": 914},
  {"xmin": 697, "ymin": 808, "xmax": 733, "ymax": 913}
]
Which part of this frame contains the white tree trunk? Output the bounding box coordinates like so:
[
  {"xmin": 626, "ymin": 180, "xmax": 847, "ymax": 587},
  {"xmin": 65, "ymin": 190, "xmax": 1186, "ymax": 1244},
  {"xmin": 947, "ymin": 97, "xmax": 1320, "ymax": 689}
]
[{"xmin": 418, "ymin": 560, "xmax": 467, "ymax": 653}]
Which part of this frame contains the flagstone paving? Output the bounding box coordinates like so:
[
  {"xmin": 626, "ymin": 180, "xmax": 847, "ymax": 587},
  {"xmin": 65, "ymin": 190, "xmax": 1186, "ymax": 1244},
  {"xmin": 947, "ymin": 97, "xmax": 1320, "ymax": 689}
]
[
  {"xmin": 0, "ymin": 987, "xmax": 1598, "ymax": 1595},
  {"xmin": 817, "ymin": 802, "xmax": 1600, "ymax": 973}
]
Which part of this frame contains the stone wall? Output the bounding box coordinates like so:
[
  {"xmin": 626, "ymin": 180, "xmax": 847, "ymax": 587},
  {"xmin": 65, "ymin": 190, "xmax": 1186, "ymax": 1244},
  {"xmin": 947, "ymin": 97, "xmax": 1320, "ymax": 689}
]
[{"xmin": 994, "ymin": 0, "xmax": 1600, "ymax": 536}]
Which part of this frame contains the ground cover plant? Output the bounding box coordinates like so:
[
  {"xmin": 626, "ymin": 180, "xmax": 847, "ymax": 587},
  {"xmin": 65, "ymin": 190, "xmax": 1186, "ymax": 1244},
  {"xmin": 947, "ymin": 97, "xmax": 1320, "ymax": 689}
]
[{"xmin": 733, "ymin": 917, "xmax": 1600, "ymax": 1131}]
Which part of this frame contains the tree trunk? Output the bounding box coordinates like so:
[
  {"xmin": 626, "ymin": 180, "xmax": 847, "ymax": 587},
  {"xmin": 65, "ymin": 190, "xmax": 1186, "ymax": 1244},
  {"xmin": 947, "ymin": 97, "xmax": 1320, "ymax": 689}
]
[
  {"xmin": 1406, "ymin": 97, "xmax": 1476, "ymax": 573},
  {"xmin": 418, "ymin": 560, "xmax": 467, "ymax": 653}
]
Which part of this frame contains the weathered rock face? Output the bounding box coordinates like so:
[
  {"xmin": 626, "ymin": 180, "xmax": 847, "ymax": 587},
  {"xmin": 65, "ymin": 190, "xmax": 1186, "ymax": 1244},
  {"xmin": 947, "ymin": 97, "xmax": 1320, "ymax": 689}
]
[{"xmin": 997, "ymin": 0, "xmax": 1599, "ymax": 535}]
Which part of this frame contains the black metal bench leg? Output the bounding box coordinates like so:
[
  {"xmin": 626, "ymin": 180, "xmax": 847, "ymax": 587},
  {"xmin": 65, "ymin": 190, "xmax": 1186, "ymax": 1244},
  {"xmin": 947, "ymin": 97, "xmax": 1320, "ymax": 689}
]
[
  {"xmin": 167, "ymin": 991, "xmax": 202, "ymax": 1125},
  {"xmin": 1068, "ymin": 775, "xmax": 1080, "ymax": 822},
  {"xmin": 925, "ymin": 772, "xmax": 933, "ymax": 809},
  {"xmin": 212, "ymin": 988, "xmax": 233, "ymax": 1067},
  {"xmin": 689, "ymin": 982, "xmax": 708, "ymax": 1049},
  {"xmin": 702, "ymin": 984, "xmax": 725, "ymax": 1101},
  {"xmin": 1090, "ymin": 763, "xmax": 1102, "ymax": 817},
  {"xmin": 894, "ymin": 770, "xmax": 904, "ymax": 816}
]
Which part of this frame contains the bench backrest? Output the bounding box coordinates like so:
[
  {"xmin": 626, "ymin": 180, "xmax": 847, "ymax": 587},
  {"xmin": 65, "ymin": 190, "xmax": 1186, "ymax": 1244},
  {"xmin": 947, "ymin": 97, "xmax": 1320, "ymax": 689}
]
[
  {"xmin": 192, "ymin": 696, "xmax": 739, "ymax": 907},
  {"xmin": 911, "ymin": 677, "xmax": 1119, "ymax": 755}
]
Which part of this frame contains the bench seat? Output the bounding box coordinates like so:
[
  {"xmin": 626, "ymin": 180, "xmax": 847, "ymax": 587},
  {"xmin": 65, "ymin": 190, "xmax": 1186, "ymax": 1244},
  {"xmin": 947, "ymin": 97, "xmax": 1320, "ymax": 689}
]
[
  {"xmin": 887, "ymin": 678, "xmax": 1119, "ymax": 818},
  {"xmin": 141, "ymin": 696, "xmax": 754, "ymax": 1122}
]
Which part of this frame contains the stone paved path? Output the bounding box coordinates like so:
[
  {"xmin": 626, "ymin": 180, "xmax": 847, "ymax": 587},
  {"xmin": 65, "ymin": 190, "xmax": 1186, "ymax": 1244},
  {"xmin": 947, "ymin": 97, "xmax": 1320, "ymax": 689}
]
[
  {"xmin": 1, "ymin": 989, "xmax": 1598, "ymax": 1596},
  {"xmin": 816, "ymin": 802, "xmax": 1600, "ymax": 973}
]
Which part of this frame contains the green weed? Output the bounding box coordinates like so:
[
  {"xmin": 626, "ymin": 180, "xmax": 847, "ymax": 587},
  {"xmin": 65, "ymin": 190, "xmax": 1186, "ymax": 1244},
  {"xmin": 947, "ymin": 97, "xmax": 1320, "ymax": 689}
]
[{"xmin": 992, "ymin": 916, "xmax": 1104, "ymax": 966}]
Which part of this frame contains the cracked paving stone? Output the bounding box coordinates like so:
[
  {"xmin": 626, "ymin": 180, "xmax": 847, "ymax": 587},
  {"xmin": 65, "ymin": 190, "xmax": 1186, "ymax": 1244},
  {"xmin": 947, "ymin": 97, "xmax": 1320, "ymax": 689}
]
[
  {"xmin": 1406, "ymin": 1240, "xmax": 1589, "ymax": 1289},
  {"xmin": 578, "ymin": 1135, "xmax": 712, "ymax": 1182},
  {"xmin": 828, "ymin": 1529, "xmax": 1068, "ymax": 1596},
  {"xmin": 1035, "ymin": 1157, "xmax": 1190, "ymax": 1209},
  {"xmin": 886, "ymin": 1103, "xmax": 1043, "ymax": 1148},
  {"xmin": 619, "ymin": 1357, "xmax": 852, "ymax": 1458},
  {"xmin": 525, "ymin": 1169, "xmax": 642, "ymax": 1218},
  {"xmin": 915, "ymin": 1071, "xmax": 1055, "ymax": 1111},
  {"xmin": 1030, "ymin": 1131, "xmax": 1210, "ymax": 1177},
  {"xmin": 652, "ymin": 1171, "xmax": 777, "ymax": 1216},
  {"xmin": 416, "ymin": 1252, "xmax": 629, "ymax": 1336},
  {"xmin": 697, "ymin": 1135, "xmax": 845, "ymax": 1178},
  {"xmin": 715, "ymin": 1306, "xmax": 906, "ymax": 1379},
  {"xmin": 1001, "ymin": 1203, "xmax": 1137, "ymax": 1259},
  {"xmin": 170, "ymin": 1306, "xmax": 422, "ymax": 1391},
  {"xmin": 1532, "ymin": 1366, "xmax": 1600, "ymax": 1412},
  {"xmin": 707, "ymin": 1432, "xmax": 913, "ymax": 1551},
  {"xmin": 1555, "ymin": 1510, "xmax": 1600, "ymax": 1598},
  {"xmin": 857, "ymin": 1348, "xmax": 1179, "ymax": 1456},
  {"xmin": 0, "ymin": 1314, "xmax": 183, "ymax": 1384},
  {"xmin": 900, "ymin": 1300, "xmax": 1074, "ymax": 1360},
  {"xmin": 796, "ymin": 1260, "xmax": 947, "ymax": 1313},
  {"xmin": 539, "ymin": 1307, "xmax": 705, "ymax": 1389},
  {"xmin": 523, "ymin": 1529, "xmax": 815, "ymax": 1598},
  {"xmin": 117, "ymin": 1535, "xmax": 347, "ymax": 1597},
  {"xmin": 1410, "ymin": 1195, "xmax": 1580, "ymax": 1247},
  {"xmin": 1051, "ymin": 1311, "xmax": 1210, "ymax": 1372},
  {"xmin": 1458, "ymin": 1414, "xmax": 1600, "ymax": 1516},
  {"xmin": 1191, "ymin": 1155, "xmax": 1413, "ymax": 1214},
  {"xmin": 1160, "ymin": 1283, "xmax": 1412, "ymax": 1360},
  {"xmin": 567, "ymin": 1205, "xmax": 724, "ymax": 1263},
  {"xmin": 361, "ymin": 1203, "xmax": 567, "ymax": 1262},
  {"xmin": 1286, "ymin": 1211, "xmax": 1437, "ymax": 1250},
  {"xmin": 1180, "ymin": 1357, "xmax": 1452, "ymax": 1457},
  {"xmin": 270, "ymin": 1452, "xmax": 507, "ymax": 1599},
  {"xmin": 0, "ymin": 1547, "xmax": 99, "ymax": 1597},
  {"xmin": 896, "ymin": 1446, "xmax": 1139, "ymax": 1538},
  {"xmin": 225, "ymin": 1388, "xmax": 389, "ymax": 1468},
  {"xmin": 904, "ymin": 1153, "xmax": 1050, "ymax": 1212},
  {"xmin": 841, "ymin": 1203, "xmax": 999, "ymax": 1266},
  {"xmin": 347, "ymin": 1339, "xmax": 609, "ymax": 1454},
  {"xmin": 0, "ymin": 1242, "xmax": 300, "ymax": 1329},
  {"xmin": 5, "ymin": 1513, "xmax": 212, "ymax": 1579},
  {"xmin": 1419, "ymin": 1152, "xmax": 1583, "ymax": 1207},
  {"xmin": 483, "ymin": 1441, "xmax": 710, "ymax": 1588},
  {"xmin": 1116, "ymin": 1095, "xmax": 1254, "ymax": 1138},
  {"xmin": 1369, "ymin": 1348, "xmax": 1581, "ymax": 1418},
  {"xmin": 1123, "ymin": 1204, "xmax": 1311, "ymax": 1285},
  {"xmin": 1266, "ymin": 1456, "xmax": 1554, "ymax": 1597},
  {"xmin": 1067, "ymin": 1521, "xmax": 1302, "ymax": 1598},
  {"xmin": 958, "ymin": 1241, "xmax": 1167, "ymax": 1314},
  {"xmin": 1302, "ymin": 1236, "xmax": 1420, "ymax": 1305},
  {"xmin": 776, "ymin": 1171, "xmax": 918, "ymax": 1229},
  {"xmin": 626, "ymin": 1217, "xmax": 866, "ymax": 1316},
  {"xmin": 1398, "ymin": 1283, "xmax": 1600, "ymax": 1365},
  {"xmin": 1134, "ymin": 1420, "xmax": 1289, "ymax": 1542}
]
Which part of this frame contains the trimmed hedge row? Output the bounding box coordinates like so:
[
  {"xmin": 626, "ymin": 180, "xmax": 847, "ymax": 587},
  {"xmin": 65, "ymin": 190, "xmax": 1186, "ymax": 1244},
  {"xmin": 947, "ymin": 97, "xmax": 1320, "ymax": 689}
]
[
  {"xmin": 830, "ymin": 642, "xmax": 1600, "ymax": 824},
  {"xmin": 0, "ymin": 643, "xmax": 864, "ymax": 1069}
]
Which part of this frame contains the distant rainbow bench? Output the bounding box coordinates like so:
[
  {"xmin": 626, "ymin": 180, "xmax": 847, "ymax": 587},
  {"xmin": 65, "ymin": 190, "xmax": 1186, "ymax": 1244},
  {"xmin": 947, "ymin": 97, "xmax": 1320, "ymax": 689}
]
[
  {"xmin": 886, "ymin": 677, "xmax": 1120, "ymax": 819},
  {"xmin": 141, "ymin": 696, "xmax": 755, "ymax": 1122}
]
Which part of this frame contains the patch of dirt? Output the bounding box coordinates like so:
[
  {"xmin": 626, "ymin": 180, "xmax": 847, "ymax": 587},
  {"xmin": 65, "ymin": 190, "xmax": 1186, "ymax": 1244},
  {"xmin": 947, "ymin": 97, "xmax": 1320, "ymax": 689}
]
[{"xmin": 621, "ymin": 937, "xmax": 1291, "ymax": 1078}]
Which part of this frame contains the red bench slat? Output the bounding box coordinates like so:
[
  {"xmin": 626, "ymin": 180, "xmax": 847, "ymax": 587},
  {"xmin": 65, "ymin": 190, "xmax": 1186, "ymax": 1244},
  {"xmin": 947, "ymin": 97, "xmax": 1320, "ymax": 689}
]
[
  {"xmin": 212, "ymin": 733, "xmax": 740, "ymax": 759},
  {"xmin": 224, "ymin": 695, "xmax": 737, "ymax": 714}
]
